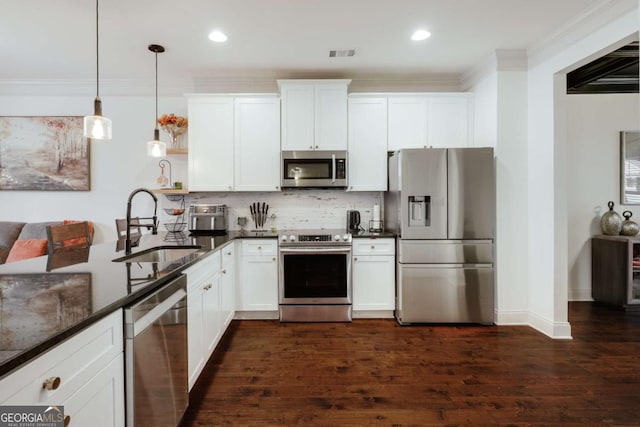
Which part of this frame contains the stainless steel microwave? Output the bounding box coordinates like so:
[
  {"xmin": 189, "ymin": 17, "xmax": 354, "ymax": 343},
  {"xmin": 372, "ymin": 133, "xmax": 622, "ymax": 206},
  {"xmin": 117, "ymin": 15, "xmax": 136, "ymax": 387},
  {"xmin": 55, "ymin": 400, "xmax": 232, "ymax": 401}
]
[{"xmin": 281, "ymin": 150, "xmax": 347, "ymax": 188}]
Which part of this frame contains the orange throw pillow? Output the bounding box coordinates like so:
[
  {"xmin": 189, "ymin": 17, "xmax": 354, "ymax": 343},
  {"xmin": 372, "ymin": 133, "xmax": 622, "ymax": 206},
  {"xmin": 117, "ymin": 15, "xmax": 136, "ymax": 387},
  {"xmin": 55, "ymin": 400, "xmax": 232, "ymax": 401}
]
[
  {"xmin": 6, "ymin": 239, "xmax": 48, "ymax": 263},
  {"xmin": 63, "ymin": 220, "xmax": 94, "ymax": 246}
]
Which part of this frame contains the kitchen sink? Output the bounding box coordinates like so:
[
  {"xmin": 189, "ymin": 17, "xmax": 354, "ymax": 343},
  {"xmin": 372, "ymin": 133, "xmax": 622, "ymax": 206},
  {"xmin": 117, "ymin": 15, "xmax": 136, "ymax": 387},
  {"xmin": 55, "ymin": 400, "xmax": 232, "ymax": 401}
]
[{"xmin": 113, "ymin": 246, "xmax": 202, "ymax": 263}]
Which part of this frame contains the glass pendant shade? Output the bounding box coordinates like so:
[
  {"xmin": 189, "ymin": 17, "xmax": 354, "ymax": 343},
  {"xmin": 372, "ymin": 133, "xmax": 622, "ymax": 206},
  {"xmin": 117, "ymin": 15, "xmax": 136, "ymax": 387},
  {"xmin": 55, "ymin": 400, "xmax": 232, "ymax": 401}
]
[
  {"xmin": 83, "ymin": 98, "xmax": 112, "ymax": 139},
  {"xmin": 147, "ymin": 129, "xmax": 166, "ymax": 157}
]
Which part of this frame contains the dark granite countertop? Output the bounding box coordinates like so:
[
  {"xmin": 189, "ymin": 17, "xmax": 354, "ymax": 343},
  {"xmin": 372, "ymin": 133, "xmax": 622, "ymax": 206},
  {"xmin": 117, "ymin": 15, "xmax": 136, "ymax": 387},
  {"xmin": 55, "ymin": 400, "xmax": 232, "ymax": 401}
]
[
  {"xmin": 351, "ymin": 230, "xmax": 396, "ymax": 239},
  {"xmin": 0, "ymin": 230, "xmax": 278, "ymax": 378}
]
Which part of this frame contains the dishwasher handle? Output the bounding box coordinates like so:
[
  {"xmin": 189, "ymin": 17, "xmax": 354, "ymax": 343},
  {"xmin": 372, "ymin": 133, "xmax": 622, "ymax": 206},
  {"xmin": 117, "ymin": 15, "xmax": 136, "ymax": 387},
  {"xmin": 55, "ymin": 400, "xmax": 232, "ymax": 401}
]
[{"xmin": 125, "ymin": 274, "xmax": 187, "ymax": 338}]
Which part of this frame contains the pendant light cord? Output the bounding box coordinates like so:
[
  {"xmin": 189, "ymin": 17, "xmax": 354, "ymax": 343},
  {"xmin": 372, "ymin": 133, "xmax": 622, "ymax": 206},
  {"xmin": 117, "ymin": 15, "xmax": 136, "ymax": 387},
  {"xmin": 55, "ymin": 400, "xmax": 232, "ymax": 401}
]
[
  {"xmin": 154, "ymin": 50, "xmax": 158, "ymax": 130},
  {"xmin": 95, "ymin": 0, "xmax": 100, "ymax": 98}
]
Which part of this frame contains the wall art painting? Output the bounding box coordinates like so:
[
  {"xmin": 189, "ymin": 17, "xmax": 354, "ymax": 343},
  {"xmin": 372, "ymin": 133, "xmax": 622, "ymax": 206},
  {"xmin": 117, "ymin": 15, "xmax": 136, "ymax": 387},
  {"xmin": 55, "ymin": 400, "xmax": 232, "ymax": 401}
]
[
  {"xmin": 0, "ymin": 273, "xmax": 92, "ymax": 353},
  {"xmin": 0, "ymin": 116, "xmax": 90, "ymax": 191}
]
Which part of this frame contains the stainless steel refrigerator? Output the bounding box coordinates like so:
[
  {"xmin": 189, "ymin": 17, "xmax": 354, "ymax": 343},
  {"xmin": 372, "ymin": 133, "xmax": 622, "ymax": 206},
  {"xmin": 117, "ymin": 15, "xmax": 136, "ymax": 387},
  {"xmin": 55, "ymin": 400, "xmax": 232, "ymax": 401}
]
[{"xmin": 386, "ymin": 148, "xmax": 495, "ymax": 324}]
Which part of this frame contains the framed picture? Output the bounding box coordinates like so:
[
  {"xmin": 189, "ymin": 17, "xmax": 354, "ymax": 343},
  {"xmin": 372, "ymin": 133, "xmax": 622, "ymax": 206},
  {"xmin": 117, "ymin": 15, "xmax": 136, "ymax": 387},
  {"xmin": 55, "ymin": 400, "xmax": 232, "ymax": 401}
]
[
  {"xmin": 620, "ymin": 131, "xmax": 640, "ymax": 205},
  {"xmin": 0, "ymin": 116, "xmax": 90, "ymax": 191},
  {"xmin": 0, "ymin": 273, "xmax": 92, "ymax": 352}
]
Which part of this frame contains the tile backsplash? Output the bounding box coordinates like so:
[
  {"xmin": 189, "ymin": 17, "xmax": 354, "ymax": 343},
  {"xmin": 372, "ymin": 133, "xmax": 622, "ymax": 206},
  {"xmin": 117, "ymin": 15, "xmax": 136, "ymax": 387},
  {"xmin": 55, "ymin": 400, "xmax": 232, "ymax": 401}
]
[{"xmin": 160, "ymin": 190, "xmax": 383, "ymax": 232}]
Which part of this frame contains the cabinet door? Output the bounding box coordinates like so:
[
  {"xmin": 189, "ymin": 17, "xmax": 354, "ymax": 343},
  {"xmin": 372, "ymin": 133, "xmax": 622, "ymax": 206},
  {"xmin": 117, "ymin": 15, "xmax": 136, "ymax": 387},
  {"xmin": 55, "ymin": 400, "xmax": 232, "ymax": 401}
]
[
  {"xmin": 188, "ymin": 97, "xmax": 234, "ymax": 191},
  {"xmin": 347, "ymin": 98, "xmax": 388, "ymax": 191},
  {"xmin": 387, "ymin": 97, "xmax": 428, "ymax": 151},
  {"xmin": 352, "ymin": 255, "xmax": 395, "ymax": 311},
  {"xmin": 234, "ymin": 97, "xmax": 281, "ymax": 191},
  {"xmin": 281, "ymin": 84, "xmax": 315, "ymax": 150},
  {"xmin": 63, "ymin": 353, "xmax": 125, "ymax": 427},
  {"xmin": 428, "ymin": 95, "xmax": 471, "ymax": 148},
  {"xmin": 187, "ymin": 285, "xmax": 204, "ymax": 390},
  {"xmin": 315, "ymin": 84, "xmax": 348, "ymax": 150},
  {"xmin": 220, "ymin": 244, "xmax": 236, "ymax": 329},
  {"xmin": 238, "ymin": 241, "xmax": 278, "ymax": 311},
  {"xmin": 202, "ymin": 273, "xmax": 222, "ymax": 358}
]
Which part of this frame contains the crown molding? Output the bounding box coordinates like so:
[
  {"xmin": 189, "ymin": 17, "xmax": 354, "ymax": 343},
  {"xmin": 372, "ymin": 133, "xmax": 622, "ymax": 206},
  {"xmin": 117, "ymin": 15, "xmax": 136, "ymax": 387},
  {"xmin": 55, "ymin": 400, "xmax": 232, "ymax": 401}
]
[
  {"xmin": 0, "ymin": 78, "xmax": 194, "ymax": 97},
  {"xmin": 526, "ymin": 0, "xmax": 638, "ymax": 68}
]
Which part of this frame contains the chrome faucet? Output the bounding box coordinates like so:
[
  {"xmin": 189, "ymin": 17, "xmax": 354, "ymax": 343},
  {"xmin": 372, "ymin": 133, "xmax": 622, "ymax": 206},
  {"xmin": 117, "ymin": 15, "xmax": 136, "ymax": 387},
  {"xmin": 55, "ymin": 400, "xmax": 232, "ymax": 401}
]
[{"xmin": 125, "ymin": 188, "xmax": 158, "ymax": 254}]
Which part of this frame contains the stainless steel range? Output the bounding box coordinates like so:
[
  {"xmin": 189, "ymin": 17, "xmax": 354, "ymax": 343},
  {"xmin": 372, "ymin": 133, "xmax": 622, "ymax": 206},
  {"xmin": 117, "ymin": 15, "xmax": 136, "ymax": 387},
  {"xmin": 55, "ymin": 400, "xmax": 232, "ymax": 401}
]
[{"xmin": 278, "ymin": 231, "xmax": 352, "ymax": 322}]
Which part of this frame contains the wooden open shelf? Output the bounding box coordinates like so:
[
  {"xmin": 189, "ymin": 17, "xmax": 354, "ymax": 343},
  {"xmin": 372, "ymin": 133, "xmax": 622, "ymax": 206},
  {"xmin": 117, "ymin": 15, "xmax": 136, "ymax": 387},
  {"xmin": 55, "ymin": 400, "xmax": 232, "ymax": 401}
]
[
  {"xmin": 151, "ymin": 188, "xmax": 189, "ymax": 194},
  {"xmin": 167, "ymin": 148, "xmax": 188, "ymax": 155}
]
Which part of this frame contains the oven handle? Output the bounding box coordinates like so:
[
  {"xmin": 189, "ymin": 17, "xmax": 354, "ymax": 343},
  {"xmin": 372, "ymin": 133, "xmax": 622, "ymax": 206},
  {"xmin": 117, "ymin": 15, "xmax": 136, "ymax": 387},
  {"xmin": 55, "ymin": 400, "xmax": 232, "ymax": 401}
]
[
  {"xmin": 331, "ymin": 154, "xmax": 336, "ymax": 183},
  {"xmin": 279, "ymin": 246, "xmax": 351, "ymax": 254}
]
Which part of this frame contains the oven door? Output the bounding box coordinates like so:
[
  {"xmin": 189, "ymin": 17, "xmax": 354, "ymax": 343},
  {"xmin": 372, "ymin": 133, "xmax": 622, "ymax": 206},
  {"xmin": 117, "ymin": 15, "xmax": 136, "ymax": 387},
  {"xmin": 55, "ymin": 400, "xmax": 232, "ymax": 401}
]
[{"xmin": 279, "ymin": 246, "xmax": 352, "ymax": 304}]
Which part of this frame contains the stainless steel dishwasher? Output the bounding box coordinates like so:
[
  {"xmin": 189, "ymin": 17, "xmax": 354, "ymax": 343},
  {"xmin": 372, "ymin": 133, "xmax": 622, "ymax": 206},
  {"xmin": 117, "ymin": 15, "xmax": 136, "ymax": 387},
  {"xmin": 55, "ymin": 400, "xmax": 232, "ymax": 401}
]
[{"xmin": 124, "ymin": 274, "xmax": 188, "ymax": 426}]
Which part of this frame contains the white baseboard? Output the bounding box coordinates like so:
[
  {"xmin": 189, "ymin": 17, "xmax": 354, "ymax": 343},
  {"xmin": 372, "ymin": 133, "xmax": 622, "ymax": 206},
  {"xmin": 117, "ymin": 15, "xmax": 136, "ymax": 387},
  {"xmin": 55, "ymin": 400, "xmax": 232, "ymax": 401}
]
[
  {"xmin": 234, "ymin": 311, "xmax": 279, "ymax": 320},
  {"xmin": 494, "ymin": 309, "xmax": 529, "ymax": 325},
  {"xmin": 568, "ymin": 288, "xmax": 593, "ymax": 301},
  {"xmin": 528, "ymin": 311, "xmax": 573, "ymax": 339}
]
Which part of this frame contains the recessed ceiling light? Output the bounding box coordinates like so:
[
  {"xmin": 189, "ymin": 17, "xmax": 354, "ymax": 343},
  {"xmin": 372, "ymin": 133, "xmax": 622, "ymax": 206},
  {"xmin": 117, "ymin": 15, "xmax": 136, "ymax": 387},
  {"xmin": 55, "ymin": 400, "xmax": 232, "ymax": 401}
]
[
  {"xmin": 411, "ymin": 30, "xmax": 431, "ymax": 41},
  {"xmin": 208, "ymin": 30, "xmax": 227, "ymax": 43}
]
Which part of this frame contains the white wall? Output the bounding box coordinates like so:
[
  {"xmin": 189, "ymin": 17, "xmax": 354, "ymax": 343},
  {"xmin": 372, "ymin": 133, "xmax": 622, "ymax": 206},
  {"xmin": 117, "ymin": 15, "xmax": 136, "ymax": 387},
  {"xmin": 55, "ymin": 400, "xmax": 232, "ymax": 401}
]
[
  {"xmin": 526, "ymin": 5, "xmax": 638, "ymax": 338},
  {"xmin": 566, "ymin": 93, "xmax": 640, "ymax": 301},
  {"xmin": 0, "ymin": 93, "xmax": 189, "ymax": 243}
]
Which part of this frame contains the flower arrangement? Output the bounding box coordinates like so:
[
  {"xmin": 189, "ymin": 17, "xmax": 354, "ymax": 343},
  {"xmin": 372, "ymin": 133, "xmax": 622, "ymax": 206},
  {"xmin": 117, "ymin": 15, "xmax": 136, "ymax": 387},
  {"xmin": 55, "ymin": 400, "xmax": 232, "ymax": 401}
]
[{"xmin": 157, "ymin": 114, "xmax": 188, "ymax": 148}]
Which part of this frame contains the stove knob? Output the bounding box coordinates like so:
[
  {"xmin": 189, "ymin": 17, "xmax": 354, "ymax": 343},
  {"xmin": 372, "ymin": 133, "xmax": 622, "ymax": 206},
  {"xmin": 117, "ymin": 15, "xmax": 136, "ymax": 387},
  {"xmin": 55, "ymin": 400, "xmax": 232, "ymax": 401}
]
[
  {"xmin": 334, "ymin": 234, "xmax": 341, "ymax": 241},
  {"xmin": 280, "ymin": 235, "xmax": 288, "ymax": 243},
  {"xmin": 289, "ymin": 235, "xmax": 296, "ymax": 242},
  {"xmin": 343, "ymin": 234, "xmax": 350, "ymax": 242}
]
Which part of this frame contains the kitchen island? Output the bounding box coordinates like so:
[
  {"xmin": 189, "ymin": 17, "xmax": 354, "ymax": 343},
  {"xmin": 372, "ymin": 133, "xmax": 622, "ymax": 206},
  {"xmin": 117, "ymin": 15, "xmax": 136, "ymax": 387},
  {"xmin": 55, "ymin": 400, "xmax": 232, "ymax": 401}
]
[{"xmin": 0, "ymin": 230, "xmax": 277, "ymax": 378}]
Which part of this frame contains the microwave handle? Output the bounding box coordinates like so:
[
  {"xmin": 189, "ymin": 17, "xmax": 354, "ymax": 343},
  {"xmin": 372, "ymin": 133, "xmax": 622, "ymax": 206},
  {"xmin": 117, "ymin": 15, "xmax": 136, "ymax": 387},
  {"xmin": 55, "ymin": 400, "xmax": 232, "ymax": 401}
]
[{"xmin": 332, "ymin": 154, "xmax": 336, "ymax": 183}]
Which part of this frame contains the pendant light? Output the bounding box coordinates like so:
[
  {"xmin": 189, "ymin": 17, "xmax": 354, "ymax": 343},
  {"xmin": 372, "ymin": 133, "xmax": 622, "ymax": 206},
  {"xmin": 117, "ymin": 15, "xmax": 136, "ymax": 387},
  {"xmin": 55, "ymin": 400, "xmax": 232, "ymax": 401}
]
[
  {"xmin": 147, "ymin": 44, "xmax": 166, "ymax": 157},
  {"xmin": 83, "ymin": 0, "xmax": 112, "ymax": 140}
]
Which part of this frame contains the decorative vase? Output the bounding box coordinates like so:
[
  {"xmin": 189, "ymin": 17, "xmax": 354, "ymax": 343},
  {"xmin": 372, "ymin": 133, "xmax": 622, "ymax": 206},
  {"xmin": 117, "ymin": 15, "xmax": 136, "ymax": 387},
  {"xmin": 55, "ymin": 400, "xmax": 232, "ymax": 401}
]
[
  {"xmin": 620, "ymin": 211, "xmax": 639, "ymax": 236},
  {"xmin": 161, "ymin": 124, "xmax": 187, "ymax": 149},
  {"xmin": 600, "ymin": 201, "xmax": 622, "ymax": 235}
]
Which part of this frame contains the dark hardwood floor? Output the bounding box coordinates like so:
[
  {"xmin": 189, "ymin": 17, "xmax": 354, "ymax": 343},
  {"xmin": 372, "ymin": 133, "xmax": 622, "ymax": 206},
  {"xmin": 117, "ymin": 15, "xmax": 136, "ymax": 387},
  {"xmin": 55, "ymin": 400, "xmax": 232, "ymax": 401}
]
[{"xmin": 181, "ymin": 303, "xmax": 640, "ymax": 426}]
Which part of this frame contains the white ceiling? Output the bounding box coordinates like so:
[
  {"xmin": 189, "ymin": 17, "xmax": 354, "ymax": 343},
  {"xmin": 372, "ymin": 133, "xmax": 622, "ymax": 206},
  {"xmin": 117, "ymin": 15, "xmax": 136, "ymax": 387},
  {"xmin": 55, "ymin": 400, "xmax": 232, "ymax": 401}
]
[{"xmin": 1, "ymin": 0, "xmax": 607, "ymax": 83}]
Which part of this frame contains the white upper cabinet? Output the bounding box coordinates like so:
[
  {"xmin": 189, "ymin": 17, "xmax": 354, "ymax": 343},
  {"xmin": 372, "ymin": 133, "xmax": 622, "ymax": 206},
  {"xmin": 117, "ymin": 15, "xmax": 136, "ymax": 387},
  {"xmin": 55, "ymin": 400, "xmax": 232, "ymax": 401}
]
[
  {"xmin": 387, "ymin": 93, "xmax": 473, "ymax": 151},
  {"xmin": 234, "ymin": 97, "xmax": 281, "ymax": 191},
  {"xmin": 187, "ymin": 95, "xmax": 281, "ymax": 192},
  {"xmin": 388, "ymin": 97, "xmax": 428, "ymax": 151},
  {"xmin": 347, "ymin": 97, "xmax": 388, "ymax": 191},
  {"xmin": 188, "ymin": 97, "xmax": 234, "ymax": 191},
  {"xmin": 279, "ymin": 80, "xmax": 351, "ymax": 151}
]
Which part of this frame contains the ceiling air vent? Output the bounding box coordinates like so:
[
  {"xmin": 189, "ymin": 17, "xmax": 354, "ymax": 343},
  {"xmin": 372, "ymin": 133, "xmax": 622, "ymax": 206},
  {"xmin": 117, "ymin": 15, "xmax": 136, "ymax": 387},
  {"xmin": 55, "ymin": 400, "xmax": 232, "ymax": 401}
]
[{"xmin": 329, "ymin": 49, "xmax": 356, "ymax": 58}]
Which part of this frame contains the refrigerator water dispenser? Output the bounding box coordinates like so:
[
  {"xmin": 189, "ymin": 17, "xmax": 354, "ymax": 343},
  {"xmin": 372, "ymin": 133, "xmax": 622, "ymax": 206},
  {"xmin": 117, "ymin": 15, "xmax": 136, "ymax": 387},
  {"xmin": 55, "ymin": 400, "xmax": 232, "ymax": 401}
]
[{"xmin": 408, "ymin": 196, "xmax": 429, "ymax": 227}]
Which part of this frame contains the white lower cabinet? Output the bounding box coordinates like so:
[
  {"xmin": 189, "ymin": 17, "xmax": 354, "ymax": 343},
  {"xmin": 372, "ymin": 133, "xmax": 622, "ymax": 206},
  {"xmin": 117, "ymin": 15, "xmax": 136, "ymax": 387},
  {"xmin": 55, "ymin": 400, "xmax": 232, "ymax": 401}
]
[
  {"xmin": 219, "ymin": 242, "xmax": 236, "ymax": 328},
  {"xmin": 236, "ymin": 240, "xmax": 278, "ymax": 318},
  {"xmin": 352, "ymin": 238, "xmax": 396, "ymax": 318},
  {"xmin": 186, "ymin": 251, "xmax": 222, "ymax": 390},
  {"xmin": 62, "ymin": 353, "xmax": 125, "ymax": 427},
  {"xmin": 0, "ymin": 310, "xmax": 124, "ymax": 427}
]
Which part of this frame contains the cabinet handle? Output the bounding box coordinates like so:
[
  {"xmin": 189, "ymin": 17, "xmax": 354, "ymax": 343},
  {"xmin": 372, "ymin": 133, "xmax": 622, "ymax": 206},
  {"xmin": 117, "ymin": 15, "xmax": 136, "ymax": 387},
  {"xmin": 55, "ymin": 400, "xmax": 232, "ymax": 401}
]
[
  {"xmin": 309, "ymin": 145, "xmax": 313, "ymax": 149},
  {"xmin": 204, "ymin": 283, "xmax": 212, "ymax": 290},
  {"xmin": 228, "ymin": 186, "xmax": 232, "ymax": 190},
  {"xmin": 272, "ymin": 257, "xmax": 276, "ymax": 261},
  {"xmin": 276, "ymin": 186, "xmax": 279, "ymax": 190},
  {"xmin": 42, "ymin": 376, "xmax": 61, "ymax": 390},
  {"xmin": 315, "ymin": 145, "xmax": 318, "ymax": 149},
  {"xmin": 371, "ymin": 245, "xmax": 375, "ymax": 249},
  {"xmin": 257, "ymin": 246, "xmax": 262, "ymax": 250},
  {"xmin": 226, "ymin": 251, "xmax": 232, "ymax": 255},
  {"xmin": 354, "ymin": 257, "xmax": 358, "ymax": 261},
  {"xmin": 64, "ymin": 415, "xmax": 71, "ymax": 427},
  {"xmin": 221, "ymin": 269, "xmax": 227, "ymax": 274}
]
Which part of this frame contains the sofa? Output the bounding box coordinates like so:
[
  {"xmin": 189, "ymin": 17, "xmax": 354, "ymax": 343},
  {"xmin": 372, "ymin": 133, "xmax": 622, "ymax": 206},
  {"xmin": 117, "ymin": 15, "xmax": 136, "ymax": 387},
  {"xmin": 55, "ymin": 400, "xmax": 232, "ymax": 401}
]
[{"xmin": 0, "ymin": 221, "xmax": 94, "ymax": 264}]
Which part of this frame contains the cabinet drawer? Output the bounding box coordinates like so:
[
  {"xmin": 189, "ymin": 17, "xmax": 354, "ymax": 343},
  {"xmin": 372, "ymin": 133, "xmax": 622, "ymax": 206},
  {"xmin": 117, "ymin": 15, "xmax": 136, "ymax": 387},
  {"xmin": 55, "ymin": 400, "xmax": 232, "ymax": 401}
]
[
  {"xmin": 0, "ymin": 310, "xmax": 123, "ymax": 404},
  {"xmin": 242, "ymin": 240, "xmax": 277, "ymax": 256},
  {"xmin": 221, "ymin": 242, "xmax": 235, "ymax": 268},
  {"xmin": 352, "ymin": 238, "xmax": 395, "ymax": 256},
  {"xmin": 185, "ymin": 251, "xmax": 221, "ymax": 288}
]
